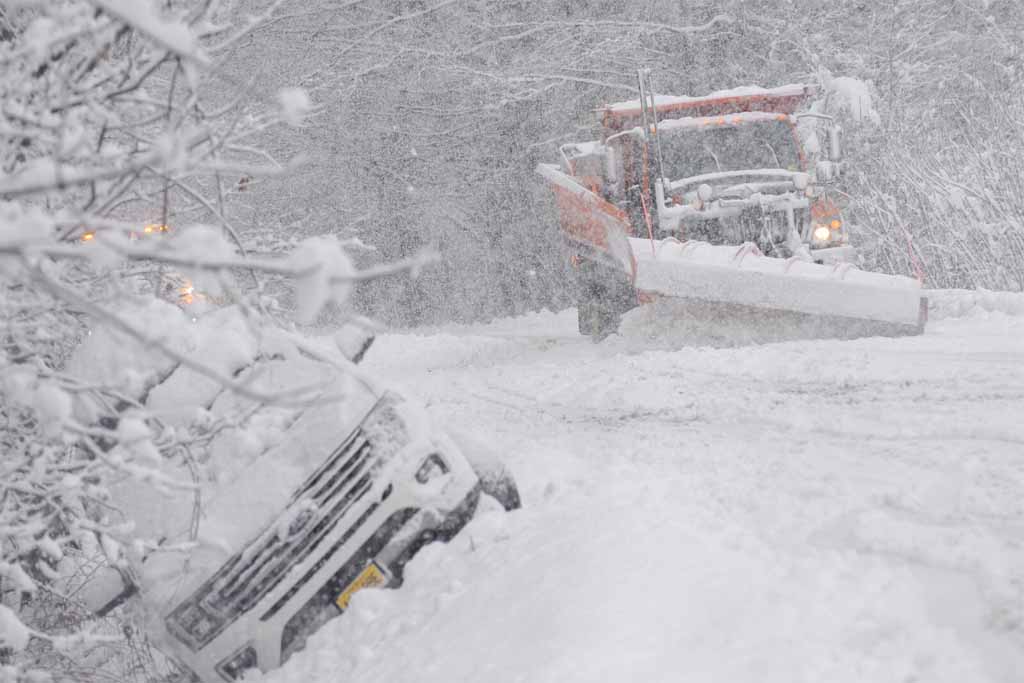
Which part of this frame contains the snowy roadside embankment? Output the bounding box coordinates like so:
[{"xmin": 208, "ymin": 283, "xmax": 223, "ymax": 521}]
[
  {"xmin": 927, "ymin": 288, "xmax": 1024, "ymax": 320},
  {"xmin": 262, "ymin": 296, "xmax": 1023, "ymax": 683}
]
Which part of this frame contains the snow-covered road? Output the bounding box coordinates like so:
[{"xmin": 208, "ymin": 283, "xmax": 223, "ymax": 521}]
[{"xmin": 264, "ymin": 293, "xmax": 1024, "ymax": 683}]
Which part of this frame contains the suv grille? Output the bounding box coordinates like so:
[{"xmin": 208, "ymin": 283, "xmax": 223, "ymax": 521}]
[
  {"xmin": 209, "ymin": 430, "xmax": 376, "ymax": 613},
  {"xmin": 167, "ymin": 424, "xmax": 379, "ymax": 650}
]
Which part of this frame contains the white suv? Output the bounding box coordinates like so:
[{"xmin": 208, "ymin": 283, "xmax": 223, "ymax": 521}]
[{"xmin": 72, "ymin": 304, "xmax": 517, "ymax": 681}]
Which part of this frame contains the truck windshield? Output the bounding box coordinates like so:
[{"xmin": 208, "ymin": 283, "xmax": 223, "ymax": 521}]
[{"xmin": 657, "ymin": 120, "xmax": 800, "ymax": 180}]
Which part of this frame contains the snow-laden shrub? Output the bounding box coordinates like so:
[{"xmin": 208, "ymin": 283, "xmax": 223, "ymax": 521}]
[{"xmin": 0, "ymin": 2, "xmax": 408, "ymax": 680}]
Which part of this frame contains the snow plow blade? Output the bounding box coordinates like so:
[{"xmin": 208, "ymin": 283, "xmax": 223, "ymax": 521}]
[
  {"xmin": 537, "ymin": 162, "xmax": 926, "ymax": 342},
  {"xmin": 631, "ymin": 238, "xmax": 927, "ymax": 339}
]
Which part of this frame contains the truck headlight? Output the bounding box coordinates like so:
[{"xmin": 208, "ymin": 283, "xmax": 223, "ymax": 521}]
[
  {"xmin": 812, "ymin": 226, "xmax": 831, "ymax": 243},
  {"xmin": 362, "ymin": 394, "xmax": 410, "ymax": 461}
]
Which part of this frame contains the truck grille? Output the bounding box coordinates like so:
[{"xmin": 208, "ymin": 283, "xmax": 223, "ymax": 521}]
[
  {"xmin": 688, "ymin": 205, "xmax": 807, "ymax": 254},
  {"xmin": 167, "ymin": 425, "xmax": 380, "ymax": 650},
  {"xmin": 725, "ymin": 207, "xmax": 792, "ymax": 244}
]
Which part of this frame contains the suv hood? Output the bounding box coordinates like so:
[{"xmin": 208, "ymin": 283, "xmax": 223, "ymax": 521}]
[{"xmin": 65, "ymin": 300, "xmax": 380, "ymax": 612}]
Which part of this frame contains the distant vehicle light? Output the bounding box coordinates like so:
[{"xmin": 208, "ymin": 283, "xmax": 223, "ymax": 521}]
[{"xmin": 812, "ymin": 226, "xmax": 831, "ymax": 242}]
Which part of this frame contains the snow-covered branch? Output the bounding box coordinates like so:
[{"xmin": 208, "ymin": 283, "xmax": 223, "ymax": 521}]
[{"xmin": 0, "ymin": 2, "xmax": 386, "ymax": 677}]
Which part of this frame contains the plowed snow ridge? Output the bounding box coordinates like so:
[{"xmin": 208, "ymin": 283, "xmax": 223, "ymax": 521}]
[{"xmin": 263, "ymin": 295, "xmax": 1024, "ymax": 683}]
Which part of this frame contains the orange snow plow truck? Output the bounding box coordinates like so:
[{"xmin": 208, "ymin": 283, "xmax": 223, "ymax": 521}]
[{"xmin": 538, "ymin": 71, "xmax": 927, "ymax": 341}]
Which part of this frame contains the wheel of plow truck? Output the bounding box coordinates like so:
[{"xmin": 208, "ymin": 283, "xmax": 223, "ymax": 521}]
[
  {"xmin": 575, "ymin": 259, "xmax": 636, "ymax": 341},
  {"xmin": 577, "ymin": 297, "xmax": 620, "ymax": 341}
]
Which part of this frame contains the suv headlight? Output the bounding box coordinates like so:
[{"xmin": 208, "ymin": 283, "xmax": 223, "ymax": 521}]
[
  {"xmin": 361, "ymin": 393, "xmax": 410, "ymax": 461},
  {"xmin": 166, "ymin": 601, "xmax": 226, "ymax": 650},
  {"xmin": 216, "ymin": 645, "xmax": 257, "ymax": 681}
]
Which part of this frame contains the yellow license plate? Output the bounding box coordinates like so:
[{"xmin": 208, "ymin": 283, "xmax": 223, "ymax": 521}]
[{"xmin": 335, "ymin": 562, "xmax": 387, "ymax": 610}]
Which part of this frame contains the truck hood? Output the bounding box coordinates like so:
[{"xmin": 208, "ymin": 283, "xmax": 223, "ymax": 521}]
[{"xmin": 669, "ymin": 168, "xmax": 809, "ymax": 201}]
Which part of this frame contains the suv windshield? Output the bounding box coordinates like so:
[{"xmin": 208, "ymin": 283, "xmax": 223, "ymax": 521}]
[{"xmin": 658, "ymin": 120, "xmax": 800, "ymax": 180}]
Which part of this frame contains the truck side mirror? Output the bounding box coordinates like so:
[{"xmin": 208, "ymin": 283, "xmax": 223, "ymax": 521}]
[{"xmin": 815, "ymin": 160, "xmax": 839, "ymax": 183}]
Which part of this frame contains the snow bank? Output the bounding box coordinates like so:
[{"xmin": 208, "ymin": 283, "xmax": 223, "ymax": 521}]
[
  {"xmin": 415, "ymin": 308, "xmax": 578, "ymax": 339},
  {"xmin": 319, "ymin": 306, "xmax": 1024, "ymax": 683},
  {"xmin": 0, "ymin": 605, "xmax": 31, "ymax": 652},
  {"xmin": 927, "ymin": 288, "xmax": 1024, "ymax": 320}
]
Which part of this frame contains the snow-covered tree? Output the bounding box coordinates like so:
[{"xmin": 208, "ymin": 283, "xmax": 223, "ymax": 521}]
[
  {"xmin": 236, "ymin": 0, "xmax": 1023, "ymax": 325},
  {"xmin": 231, "ymin": 1, "xmax": 736, "ymax": 325},
  {"xmin": 0, "ymin": 2, "xmax": 387, "ymax": 679}
]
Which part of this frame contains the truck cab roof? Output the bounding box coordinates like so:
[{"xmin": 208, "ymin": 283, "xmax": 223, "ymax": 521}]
[{"xmin": 600, "ymin": 83, "xmax": 816, "ymax": 134}]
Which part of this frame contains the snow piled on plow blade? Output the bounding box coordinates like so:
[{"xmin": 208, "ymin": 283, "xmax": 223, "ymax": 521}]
[{"xmin": 630, "ymin": 238, "xmax": 926, "ymax": 341}]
